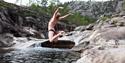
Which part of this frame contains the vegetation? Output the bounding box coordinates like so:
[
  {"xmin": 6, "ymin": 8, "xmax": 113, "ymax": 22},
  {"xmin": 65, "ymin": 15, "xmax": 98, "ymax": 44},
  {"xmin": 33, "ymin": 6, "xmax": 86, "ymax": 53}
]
[
  {"xmin": 0, "ymin": 1, "xmax": 18, "ymax": 8},
  {"xmin": 19, "ymin": 0, "xmax": 95, "ymax": 25},
  {"xmin": 100, "ymin": 15, "xmax": 111, "ymax": 21},
  {"xmin": 67, "ymin": 12, "xmax": 95, "ymax": 25}
]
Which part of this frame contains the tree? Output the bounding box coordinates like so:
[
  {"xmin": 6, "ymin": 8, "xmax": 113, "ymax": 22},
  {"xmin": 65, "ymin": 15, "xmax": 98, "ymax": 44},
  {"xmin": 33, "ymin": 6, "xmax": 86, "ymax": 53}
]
[
  {"xmin": 40, "ymin": 0, "xmax": 48, "ymax": 7},
  {"xmin": 48, "ymin": 0, "xmax": 60, "ymax": 5}
]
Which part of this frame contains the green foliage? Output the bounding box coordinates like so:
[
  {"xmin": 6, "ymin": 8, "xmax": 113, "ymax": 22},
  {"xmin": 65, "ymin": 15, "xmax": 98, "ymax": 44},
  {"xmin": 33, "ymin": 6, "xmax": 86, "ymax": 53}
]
[
  {"xmin": 67, "ymin": 12, "xmax": 95, "ymax": 25},
  {"xmin": 0, "ymin": 1, "xmax": 16, "ymax": 9},
  {"xmin": 48, "ymin": 0, "xmax": 60, "ymax": 5},
  {"xmin": 22, "ymin": 0, "xmax": 96, "ymax": 25},
  {"xmin": 19, "ymin": 10, "xmax": 36, "ymax": 17},
  {"xmin": 18, "ymin": 3, "xmax": 44, "ymax": 17},
  {"xmin": 40, "ymin": 0, "xmax": 48, "ymax": 7},
  {"xmin": 28, "ymin": 0, "xmax": 61, "ymax": 15},
  {"xmin": 30, "ymin": 3, "xmax": 42, "ymax": 13},
  {"xmin": 28, "ymin": 3, "xmax": 47, "ymax": 16}
]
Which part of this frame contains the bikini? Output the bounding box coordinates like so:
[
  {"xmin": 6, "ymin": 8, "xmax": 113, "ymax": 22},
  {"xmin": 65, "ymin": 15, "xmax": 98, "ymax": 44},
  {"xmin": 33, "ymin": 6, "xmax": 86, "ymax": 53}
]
[{"xmin": 48, "ymin": 29, "xmax": 56, "ymax": 34}]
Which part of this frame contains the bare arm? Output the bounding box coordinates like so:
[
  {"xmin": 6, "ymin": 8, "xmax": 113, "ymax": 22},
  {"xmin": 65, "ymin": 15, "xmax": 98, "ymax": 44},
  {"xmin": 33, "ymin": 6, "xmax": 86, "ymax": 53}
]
[
  {"xmin": 53, "ymin": 8, "xmax": 59, "ymax": 16},
  {"xmin": 53, "ymin": 7, "xmax": 64, "ymax": 17},
  {"xmin": 49, "ymin": 8, "xmax": 59, "ymax": 22},
  {"xmin": 59, "ymin": 13, "xmax": 71, "ymax": 20}
]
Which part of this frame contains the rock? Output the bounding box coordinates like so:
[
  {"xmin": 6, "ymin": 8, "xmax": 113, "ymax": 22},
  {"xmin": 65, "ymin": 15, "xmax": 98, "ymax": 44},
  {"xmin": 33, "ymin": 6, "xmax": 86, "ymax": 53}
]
[
  {"xmin": 115, "ymin": 0, "xmax": 124, "ymax": 13},
  {"xmin": 74, "ymin": 26, "xmax": 86, "ymax": 31},
  {"xmin": 77, "ymin": 48, "xmax": 125, "ymax": 63},
  {"xmin": 119, "ymin": 11, "xmax": 125, "ymax": 16},
  {"xmin": 40, "ymin": 40, "xmax": 75, "ymax": 49},
  {"xmin": 0, "ymin": 33, "xmax": 14, "ymax": 47},
  {"xmin": 94, "ymin": 27, "xmax": 125, "ymax": 41},
  {"xmin": 110, "ymin": 17, "xmax": 125, "ymax": 26},
  {"xmin": 57, "ymin": 16, "xmax": 125, "ymax": 63},
  {"xmin": 86, "ymin": 24, "xmax": 94, "ymax": 30},
  {"xmin": 67, "ymin": 0, "xmax": 124, "ymax": 19},
  {"xmin": 22, "ymin": 27, "xmax": 45, "ymax": 39}
]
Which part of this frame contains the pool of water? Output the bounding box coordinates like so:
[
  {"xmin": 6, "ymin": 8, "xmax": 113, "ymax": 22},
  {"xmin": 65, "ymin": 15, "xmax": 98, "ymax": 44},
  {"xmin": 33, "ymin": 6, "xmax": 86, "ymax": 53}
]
[{"xmin": 0, "ymin": 47, "xmax": 80, "ymax": 63}]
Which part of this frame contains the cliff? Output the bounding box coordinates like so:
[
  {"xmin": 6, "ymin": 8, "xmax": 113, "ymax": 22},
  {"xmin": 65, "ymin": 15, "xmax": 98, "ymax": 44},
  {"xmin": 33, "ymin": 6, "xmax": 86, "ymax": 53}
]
[{"xmin": 67, "ymin": 0, "xmax": 125, "ymax": 19}]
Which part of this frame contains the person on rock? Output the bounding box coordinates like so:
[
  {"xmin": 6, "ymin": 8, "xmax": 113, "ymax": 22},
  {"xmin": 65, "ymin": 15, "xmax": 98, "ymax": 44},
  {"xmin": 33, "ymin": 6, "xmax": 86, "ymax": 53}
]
[{"xmin": 48, "ymin": 7, "xmax": 71, "ymax": 42}]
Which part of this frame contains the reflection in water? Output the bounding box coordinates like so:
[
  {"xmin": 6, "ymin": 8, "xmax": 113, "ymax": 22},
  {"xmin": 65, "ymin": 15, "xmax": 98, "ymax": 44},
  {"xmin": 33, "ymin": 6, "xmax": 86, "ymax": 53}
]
[{"xmin": 0, "ymin": 47, "xmax": 80, "ymax": 63}]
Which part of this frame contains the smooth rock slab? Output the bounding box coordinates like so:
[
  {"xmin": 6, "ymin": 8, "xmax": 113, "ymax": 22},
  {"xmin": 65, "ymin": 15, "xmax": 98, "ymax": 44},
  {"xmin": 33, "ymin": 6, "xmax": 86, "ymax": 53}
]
[{"xmin": 77, "ymin": 48, "xmax": 125, "ymax": 63}]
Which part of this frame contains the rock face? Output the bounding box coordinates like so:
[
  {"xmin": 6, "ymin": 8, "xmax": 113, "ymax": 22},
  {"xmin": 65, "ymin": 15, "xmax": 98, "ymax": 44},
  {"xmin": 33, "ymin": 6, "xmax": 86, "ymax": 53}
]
[
  {"xmin": 63, "ymin": 16, "xmax": 125, "ymax": 63},
  {"xmin": 67, "ymin": 0, "xmax": 124, "ymax": 19},
  {"xmin": 77, "ymin": 48, "xmax": 125, "ymax": 63},
  {"xmin": 0, "ymin": 33, "xmax": 14, "ymax": 47},
  {"xmin": 0, "ymin": 4, "xmax": 48, "ymax": 38}
]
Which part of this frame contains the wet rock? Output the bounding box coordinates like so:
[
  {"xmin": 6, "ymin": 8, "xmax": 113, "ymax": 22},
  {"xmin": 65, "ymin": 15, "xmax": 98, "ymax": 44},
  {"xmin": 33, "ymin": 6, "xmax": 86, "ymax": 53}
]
[{"xmin": 0, "ymin": 33, "xmax": 14, "ymax": 47}]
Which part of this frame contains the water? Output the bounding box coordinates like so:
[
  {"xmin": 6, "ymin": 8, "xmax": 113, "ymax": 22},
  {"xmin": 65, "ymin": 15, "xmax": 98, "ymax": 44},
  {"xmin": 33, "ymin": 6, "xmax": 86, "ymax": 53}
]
[
  {"xmin": 0, "ymin": 47, "xmax": 80, "ymax": 63},
  {"xmin": 0, "ymin": 38, "xmax": 80, "ymax": 63}
]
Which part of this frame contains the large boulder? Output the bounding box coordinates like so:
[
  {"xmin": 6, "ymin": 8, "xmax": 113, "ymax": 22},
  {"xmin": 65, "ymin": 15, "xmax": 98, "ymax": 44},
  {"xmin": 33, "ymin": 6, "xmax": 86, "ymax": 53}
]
[
  {"xmin": 77, "ymin": 48, "xmax": 125, "ymax": 63},
  {"xmin": 66, "ymin": 16, "xmax": 125, "ymax": 63},
  {"xmin": 0, "ymin": 33, "xmax": 14, "ymax": 47}
]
